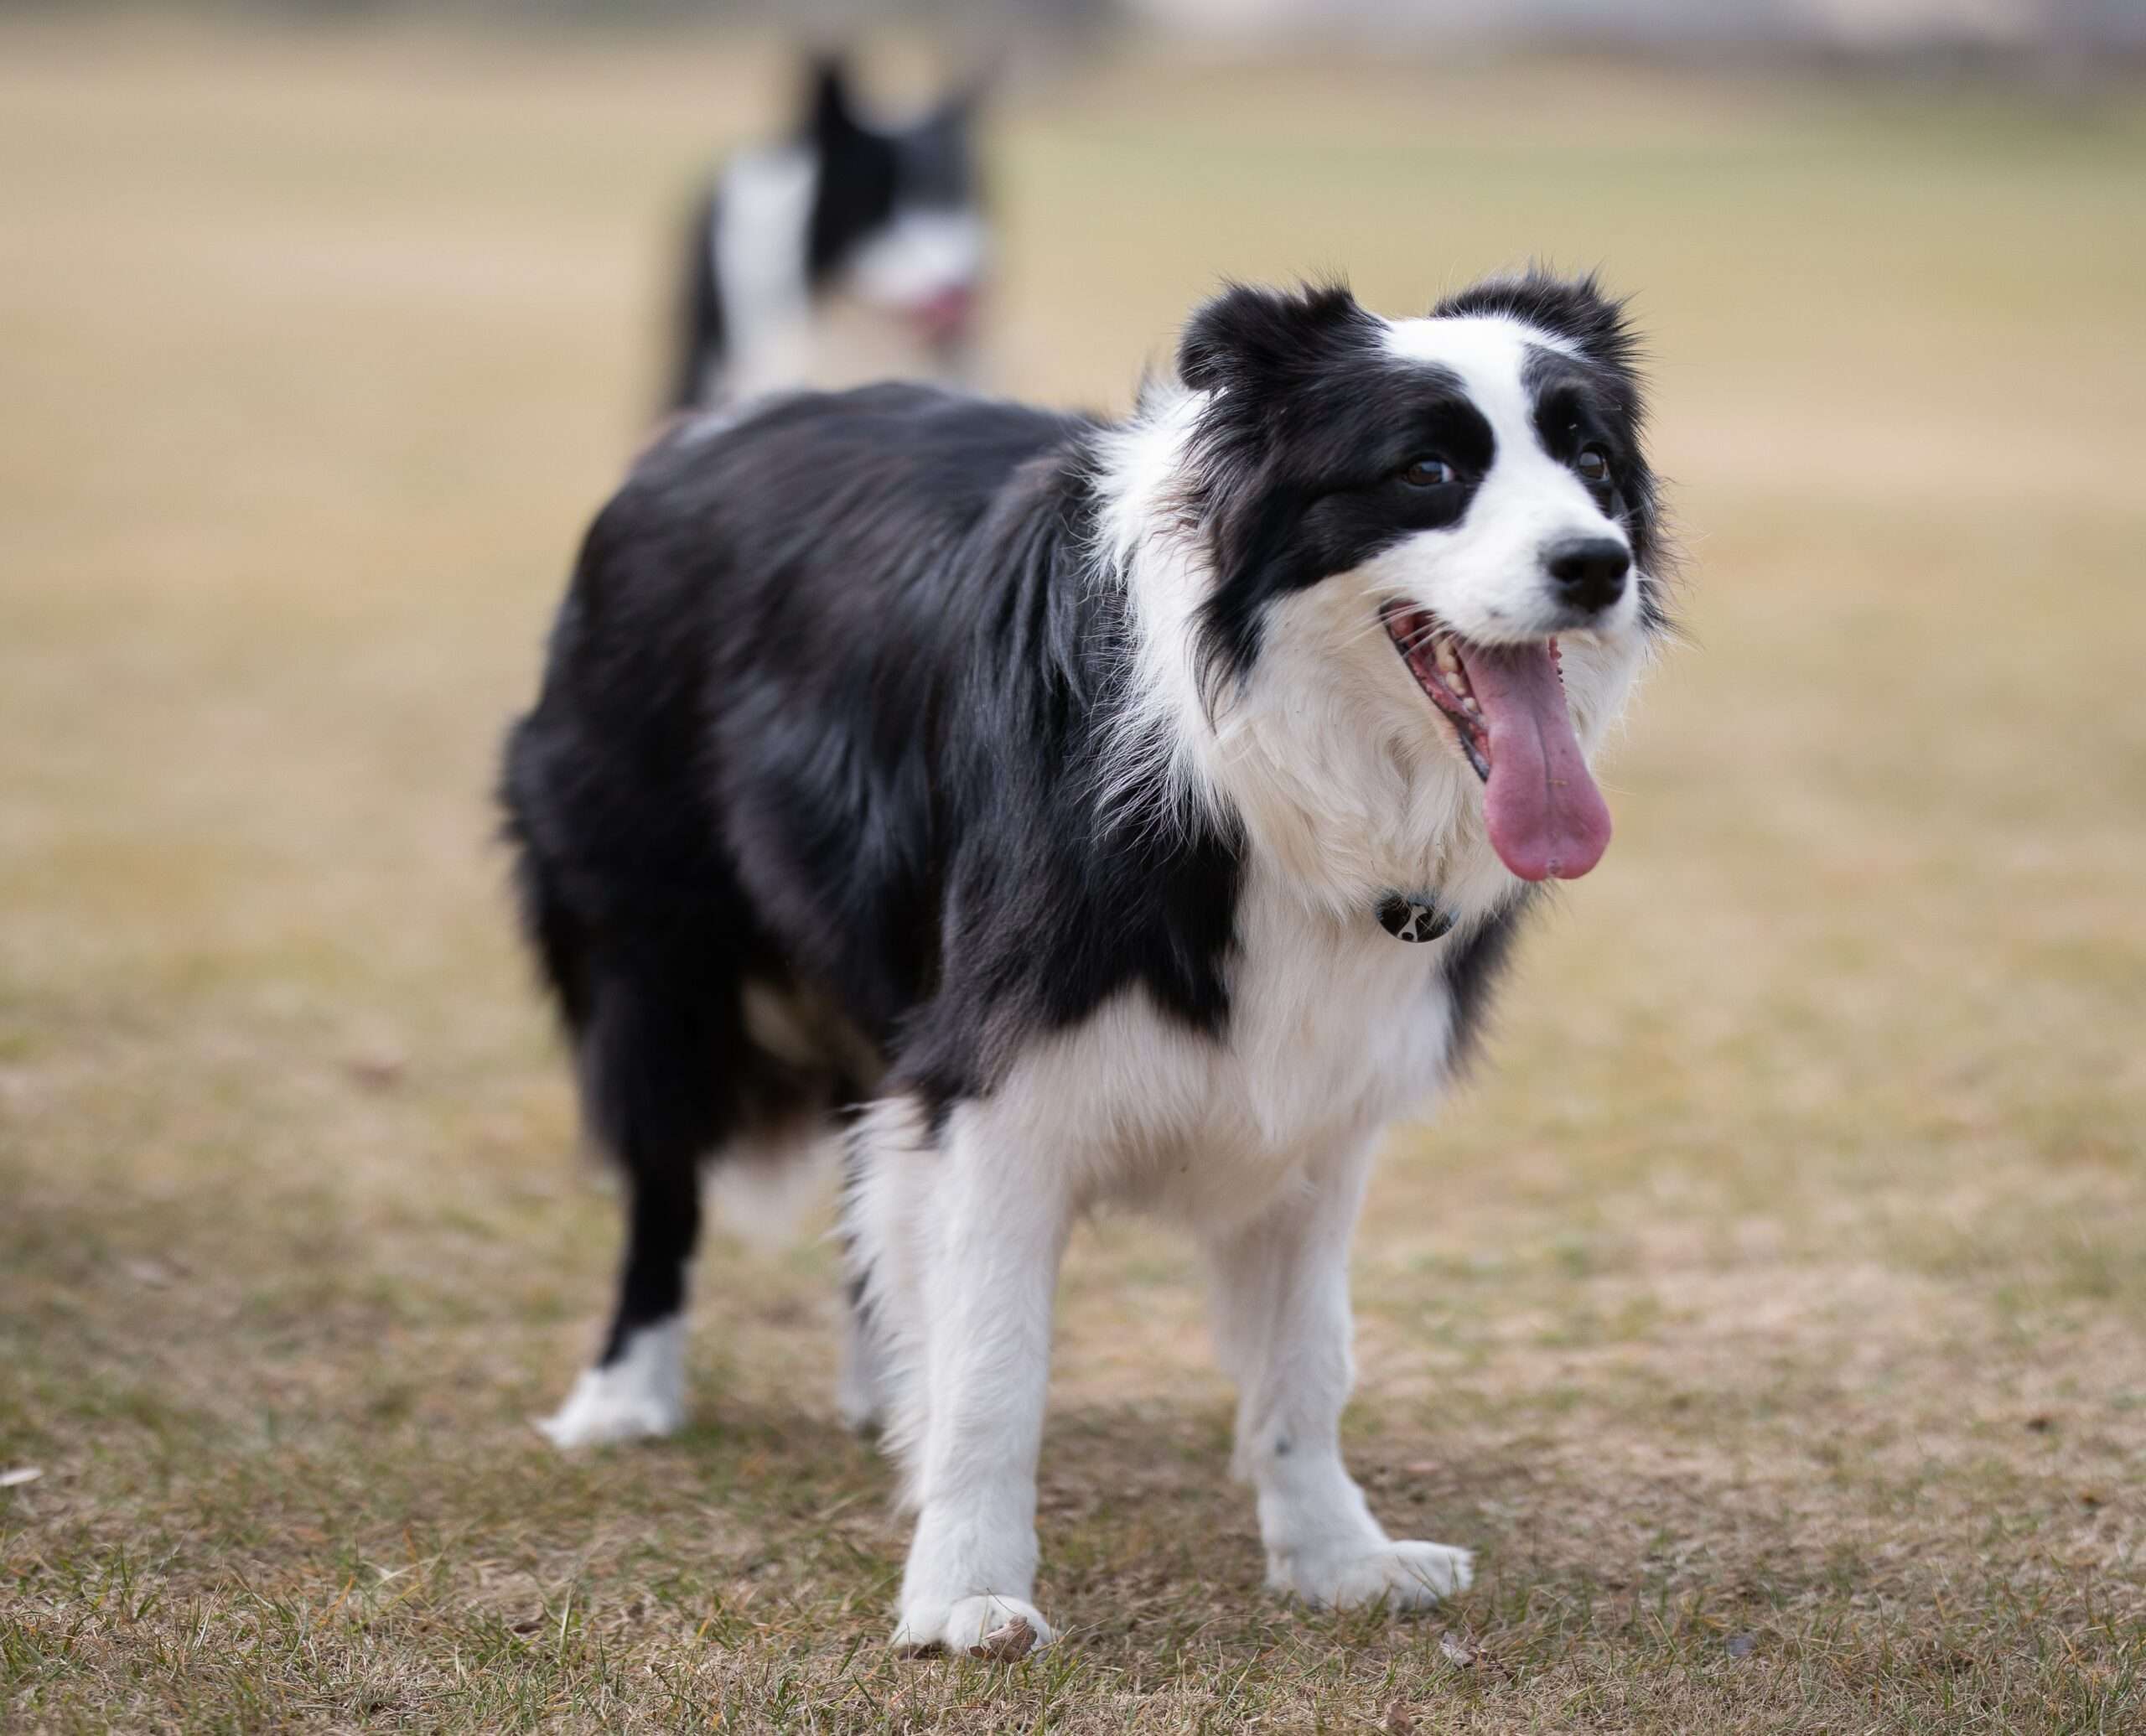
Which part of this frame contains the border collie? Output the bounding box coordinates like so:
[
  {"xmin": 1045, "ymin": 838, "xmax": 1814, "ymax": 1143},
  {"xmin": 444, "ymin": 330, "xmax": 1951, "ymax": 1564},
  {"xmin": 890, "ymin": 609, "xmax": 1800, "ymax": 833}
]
[
  {"xmin": 671, "ymin": 54, "xmax": 987, "ymax": 410},
  {"xmin": 503, "ymin": 272, "xmax": 1666, "ymax": 1650}
]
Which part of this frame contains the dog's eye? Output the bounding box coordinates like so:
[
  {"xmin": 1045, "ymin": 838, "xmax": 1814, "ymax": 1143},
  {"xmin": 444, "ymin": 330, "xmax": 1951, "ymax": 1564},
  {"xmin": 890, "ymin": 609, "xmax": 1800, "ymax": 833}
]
[
  {"xmin": 1400, "ymin": 455, "xmax": 1454, "ymax": 488},
  {"xmin": 1575, "ymin": 445, "xmax": 1612, "ymax": 485}
]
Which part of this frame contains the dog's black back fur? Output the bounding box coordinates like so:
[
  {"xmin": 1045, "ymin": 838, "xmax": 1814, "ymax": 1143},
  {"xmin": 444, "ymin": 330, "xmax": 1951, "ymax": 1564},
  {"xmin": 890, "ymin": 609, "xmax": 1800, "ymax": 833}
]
[{"xmin": 503, "ymin": 386, "xmax": 1249, "ymax": 1352}]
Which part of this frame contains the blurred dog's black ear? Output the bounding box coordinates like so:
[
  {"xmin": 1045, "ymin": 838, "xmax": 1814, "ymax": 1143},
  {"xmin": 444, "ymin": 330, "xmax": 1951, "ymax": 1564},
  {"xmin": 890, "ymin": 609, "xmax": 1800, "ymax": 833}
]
[
  {"xmin": 803, "ymin": 53, "xmax": 862, "ymax": 143},
  {"xmin": 1179, "ymin": 282, "xmax": 1369, "ymax": 394},
  {"xmin": 935, "ymin": 48, "xmax": 1003, "ymax": 127}
]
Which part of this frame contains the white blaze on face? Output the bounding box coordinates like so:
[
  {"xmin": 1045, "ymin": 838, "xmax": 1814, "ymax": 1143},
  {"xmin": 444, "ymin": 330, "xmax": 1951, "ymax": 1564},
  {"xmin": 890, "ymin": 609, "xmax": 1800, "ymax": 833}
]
[
  {"xmin": 1378, "ymin": 315, "xmax": 1636, "ymax": 645},
  {"xmin": 1366, "ymin": 314, "xmax": 1647, "ymax": 882},
  {"xmin": 714, "ymin": 146, "xmax": 820, "ymax": 399},
  {"xmin": 846, "ymin": 208, "xmax": 987, "ymax": 328}
]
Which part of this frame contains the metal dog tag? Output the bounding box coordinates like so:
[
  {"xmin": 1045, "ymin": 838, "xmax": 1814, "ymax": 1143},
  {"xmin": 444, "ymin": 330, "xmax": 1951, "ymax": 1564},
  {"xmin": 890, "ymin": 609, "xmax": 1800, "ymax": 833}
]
[{"xmin": 1375, "ymin": 891, "xmax": 1452, "ymax": 943}]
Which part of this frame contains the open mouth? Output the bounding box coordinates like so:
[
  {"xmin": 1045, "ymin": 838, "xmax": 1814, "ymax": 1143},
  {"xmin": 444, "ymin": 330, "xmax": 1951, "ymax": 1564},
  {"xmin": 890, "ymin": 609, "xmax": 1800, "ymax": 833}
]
[
  {"xmin": 1379, "ymin": 601, "xmax": 1615, "ymax": 883},
  {"xmin": 904, "ymin": 282, "xmax": 977, "ymax": 345}
]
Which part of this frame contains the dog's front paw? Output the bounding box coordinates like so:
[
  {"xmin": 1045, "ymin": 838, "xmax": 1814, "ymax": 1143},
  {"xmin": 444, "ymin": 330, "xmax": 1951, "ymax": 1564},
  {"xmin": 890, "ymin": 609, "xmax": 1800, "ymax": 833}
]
[
  {"xmin": 1272, "ymin": 1537, "xmax": 1473, "ymax": 1611},
  {"xmin": 891, "ymin": 1593, "xmax": 1055, "ymax": 1656},
  {"xmin": 534, "ymin": 1365, "xmax": 683, "ymax": 1449}
]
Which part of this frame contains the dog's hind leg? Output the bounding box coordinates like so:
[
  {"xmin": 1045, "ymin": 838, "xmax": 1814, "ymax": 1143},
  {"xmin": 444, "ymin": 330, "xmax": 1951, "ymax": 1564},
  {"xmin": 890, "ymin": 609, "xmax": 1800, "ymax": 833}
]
[
  {"xmin": 538, "ymin": 972, "xmax": 731, "ymax": 1449},
  {"xmin": 1205, "ymin": 1134, "xmax": 1472, "ymax": 1613}
]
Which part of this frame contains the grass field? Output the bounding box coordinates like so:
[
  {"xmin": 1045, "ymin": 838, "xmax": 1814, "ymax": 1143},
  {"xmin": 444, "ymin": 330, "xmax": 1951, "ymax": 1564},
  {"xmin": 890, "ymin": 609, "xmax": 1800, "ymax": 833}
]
[{"xmin": 3, "ymin": 20, "xmax": 2144, "ymax": 1732}]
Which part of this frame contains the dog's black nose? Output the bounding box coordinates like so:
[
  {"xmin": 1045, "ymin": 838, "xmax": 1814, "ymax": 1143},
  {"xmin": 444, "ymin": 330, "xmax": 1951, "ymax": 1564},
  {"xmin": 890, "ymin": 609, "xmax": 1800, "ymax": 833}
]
[{"xmin": 1544, "ymin": 536, "xmax": 1630, "ymax": 613}]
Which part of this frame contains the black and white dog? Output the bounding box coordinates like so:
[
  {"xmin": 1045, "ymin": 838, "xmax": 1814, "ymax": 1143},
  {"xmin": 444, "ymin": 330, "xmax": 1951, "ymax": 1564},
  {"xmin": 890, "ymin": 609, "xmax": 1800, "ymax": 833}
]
[
  {"xmin": 670, "ymin": 55, "xmax": 987, "ymax": 411},
  {"xmin": 504, "ymin": 272, "xmax": 1666, "ymax": 1649}
]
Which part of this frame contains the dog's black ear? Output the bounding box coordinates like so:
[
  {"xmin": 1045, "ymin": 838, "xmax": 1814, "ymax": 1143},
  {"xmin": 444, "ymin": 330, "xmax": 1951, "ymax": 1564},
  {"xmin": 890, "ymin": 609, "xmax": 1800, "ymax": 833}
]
[
  {"xmin": 1179, "ymin": 282, "xmax": 1369, "ymax": 394},
  {"xmin": 934, "ymin": 49, "xmax": 1001, "ymax": 127},
  {"xmin": 804, "ymin": 53, "xmax": 863, "ymax": 144}
]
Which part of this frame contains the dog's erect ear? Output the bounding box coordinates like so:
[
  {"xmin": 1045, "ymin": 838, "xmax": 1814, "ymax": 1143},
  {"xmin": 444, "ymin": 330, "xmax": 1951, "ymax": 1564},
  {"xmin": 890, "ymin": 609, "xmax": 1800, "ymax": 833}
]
[
  {"xmin": 1178, "ymin": 282, "xmax": 1370, "ymax": 395},
  {"xmin": 933, "ymin": 49, "xmax": 1001, "ymax": 128},
  {"xmin": 803, "ymin": 53, "xmax": 863, "ymax": 144},
  {"xmin": 907, "ymin": 68, "xmax": 983, "ymax": 163}
]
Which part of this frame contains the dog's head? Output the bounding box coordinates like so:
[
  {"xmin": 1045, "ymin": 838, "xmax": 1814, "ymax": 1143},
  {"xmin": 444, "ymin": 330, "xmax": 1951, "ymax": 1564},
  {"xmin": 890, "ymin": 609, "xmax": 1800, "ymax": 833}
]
[
  {"xmin": 801, "ymin": 56, "xmax": 987, "ymax": 353},
  {"xmin": 1173, "ymin": 276, "xmax": 1667, "ymax": 887}
]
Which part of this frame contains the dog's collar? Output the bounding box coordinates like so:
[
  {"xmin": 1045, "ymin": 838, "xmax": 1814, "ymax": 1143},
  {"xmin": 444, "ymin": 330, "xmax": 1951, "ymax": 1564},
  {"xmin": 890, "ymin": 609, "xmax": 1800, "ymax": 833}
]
[{"xmin": 1375, "ymin": 890, "xmax": 1453, "ymax": 944}]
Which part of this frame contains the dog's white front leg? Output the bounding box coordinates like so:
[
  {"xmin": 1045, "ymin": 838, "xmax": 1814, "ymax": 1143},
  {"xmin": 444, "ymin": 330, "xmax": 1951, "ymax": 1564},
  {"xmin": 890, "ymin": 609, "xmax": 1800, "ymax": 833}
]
[
  {"xmin": 890, "ymin": 1097, "xmax": 1068, "ymax": 1652},
  {"xmin": 1207, "ymin": 1137, "xmax": 1471, "ymax": 1613}
]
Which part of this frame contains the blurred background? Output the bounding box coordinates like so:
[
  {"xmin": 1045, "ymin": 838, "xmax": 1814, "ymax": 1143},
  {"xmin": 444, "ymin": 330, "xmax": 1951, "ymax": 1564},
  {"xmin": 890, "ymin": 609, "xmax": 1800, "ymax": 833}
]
[{"xmin": 3, "ymin": 2, "xmax": 2142, "ymax": 1728}]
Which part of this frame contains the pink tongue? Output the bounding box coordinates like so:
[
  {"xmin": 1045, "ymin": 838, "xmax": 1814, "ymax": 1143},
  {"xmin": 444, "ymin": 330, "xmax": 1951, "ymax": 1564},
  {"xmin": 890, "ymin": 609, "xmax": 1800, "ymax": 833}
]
[{"xmin": 1457, "ymin": 640, "xmax": 1612, "ymax": 881}]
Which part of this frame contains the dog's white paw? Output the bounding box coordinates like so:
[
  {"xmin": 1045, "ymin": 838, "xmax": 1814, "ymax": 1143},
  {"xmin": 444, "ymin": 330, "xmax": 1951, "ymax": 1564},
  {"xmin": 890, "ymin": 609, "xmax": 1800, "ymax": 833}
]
[
  {"xmin": 535, "ymin": 1367, "xmax": 682, "ymax": 1448},
  {"xmin": 891, "ymin": 1593, "xmax": 1055, "ymax": 1656},
  {"xmin": 1273, "ymin": 1538, "xmax": 1473, "ymax": 1611},
  {"xmin": 534, "ymin": 1320, "xmax": 686, "ymax": 1449}
]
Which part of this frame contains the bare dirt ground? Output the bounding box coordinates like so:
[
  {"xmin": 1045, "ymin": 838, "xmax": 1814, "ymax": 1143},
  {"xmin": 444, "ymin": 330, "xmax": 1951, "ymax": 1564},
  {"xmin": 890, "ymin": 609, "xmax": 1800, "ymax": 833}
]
[{"xmin": 3, "ymin": 23, "xmax": 2143, "ymax": 1732}]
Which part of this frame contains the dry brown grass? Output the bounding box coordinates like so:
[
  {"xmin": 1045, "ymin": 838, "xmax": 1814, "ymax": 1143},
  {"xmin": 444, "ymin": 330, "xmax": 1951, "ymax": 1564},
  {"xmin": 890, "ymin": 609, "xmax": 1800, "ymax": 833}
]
[{"xmin": 3, "ymin": 20, "xmax": 2143, "ymax": 1732}]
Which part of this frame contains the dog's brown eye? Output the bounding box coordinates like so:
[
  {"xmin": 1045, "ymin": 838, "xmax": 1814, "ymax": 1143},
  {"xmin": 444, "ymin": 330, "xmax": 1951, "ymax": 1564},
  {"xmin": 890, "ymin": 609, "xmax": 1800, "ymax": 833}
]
[
  {"xmin": 1402, "ymin": 455, "xmax": 1454, "ymax": 488},
  {"xmin": 1575, "ymin": 445, "xmax": 1612, "ymax": 485}
]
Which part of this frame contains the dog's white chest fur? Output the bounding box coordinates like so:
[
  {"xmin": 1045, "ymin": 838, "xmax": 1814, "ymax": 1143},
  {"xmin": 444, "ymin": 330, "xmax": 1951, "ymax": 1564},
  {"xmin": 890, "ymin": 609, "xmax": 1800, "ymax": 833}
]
[{"xmin": 992, "ymin": 868, "xmax": 1463, "ymax": 1231}]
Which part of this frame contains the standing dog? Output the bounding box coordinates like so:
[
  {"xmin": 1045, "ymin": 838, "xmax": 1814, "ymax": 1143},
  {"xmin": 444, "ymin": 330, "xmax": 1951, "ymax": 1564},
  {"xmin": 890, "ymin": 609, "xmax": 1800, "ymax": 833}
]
[
  {"xmin": 504, "ymin": 272, "xmax": 1667, "ymax": 1649},
  {"xmin": 670, "ymin": 55, "xmax": 987, "ymax": 410}
]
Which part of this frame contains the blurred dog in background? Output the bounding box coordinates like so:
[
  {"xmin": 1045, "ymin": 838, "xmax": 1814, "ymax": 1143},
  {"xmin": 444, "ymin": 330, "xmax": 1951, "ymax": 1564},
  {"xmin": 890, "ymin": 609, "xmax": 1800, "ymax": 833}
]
[{"xmin": 670, "ymin": 54, "xmax": 989, "ymax": 409}]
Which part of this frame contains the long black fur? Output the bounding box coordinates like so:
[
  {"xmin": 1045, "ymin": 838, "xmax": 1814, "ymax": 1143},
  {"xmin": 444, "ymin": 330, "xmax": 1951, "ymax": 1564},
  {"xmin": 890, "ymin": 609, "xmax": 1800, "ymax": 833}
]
[{"xmin": 503, "ymin": 385, "xmax": 1242, "ymax": 1357}]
